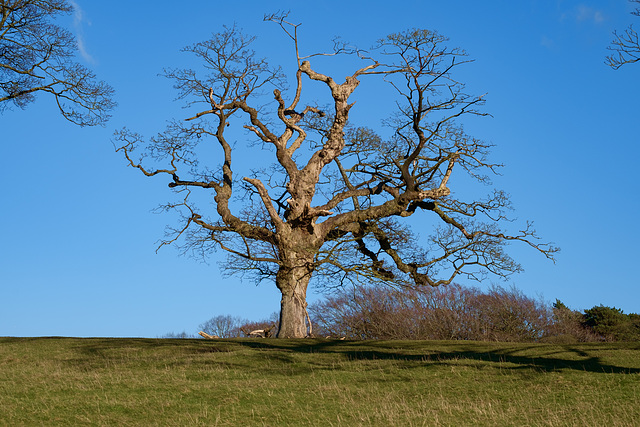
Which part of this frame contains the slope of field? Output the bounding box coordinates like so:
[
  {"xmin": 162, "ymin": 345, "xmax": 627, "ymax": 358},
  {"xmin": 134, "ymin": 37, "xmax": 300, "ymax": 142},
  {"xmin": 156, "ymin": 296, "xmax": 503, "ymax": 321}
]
[{"xmin": 1, "ymin": 338, "xmax": 639, "ymax": 426}]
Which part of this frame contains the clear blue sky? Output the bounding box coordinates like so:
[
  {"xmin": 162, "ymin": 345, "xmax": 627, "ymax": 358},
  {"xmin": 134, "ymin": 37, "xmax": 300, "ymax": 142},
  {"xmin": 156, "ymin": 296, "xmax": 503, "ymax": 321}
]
[{"xmin": 2, "ymin": 0, "xmax": 638, "ymax": 337}]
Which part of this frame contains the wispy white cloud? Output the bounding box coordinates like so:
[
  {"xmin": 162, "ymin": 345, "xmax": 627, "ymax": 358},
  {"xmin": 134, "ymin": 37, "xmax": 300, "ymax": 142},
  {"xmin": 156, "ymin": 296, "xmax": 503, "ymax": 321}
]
[
  {"xmin": 575, "ymin": 4, "xmax": 606, "ymax": 24},
  {"xmin": 68, "ymin": 0, "xmax": 95, "ymax": 64}
]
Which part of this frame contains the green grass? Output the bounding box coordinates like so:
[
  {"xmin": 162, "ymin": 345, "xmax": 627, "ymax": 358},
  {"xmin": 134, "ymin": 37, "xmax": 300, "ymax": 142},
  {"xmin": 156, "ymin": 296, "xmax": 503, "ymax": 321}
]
[{"xmin": 1, "ymin": 338, "xmax": 639, "ymax": 426}]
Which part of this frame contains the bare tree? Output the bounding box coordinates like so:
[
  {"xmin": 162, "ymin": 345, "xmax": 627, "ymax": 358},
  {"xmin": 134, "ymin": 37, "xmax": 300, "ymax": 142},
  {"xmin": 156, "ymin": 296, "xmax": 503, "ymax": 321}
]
[
  {"xmin": 606, "ymin": 0, "xmax": 640, "ymax": 69},
  {"xmin": 0, "ymin": 0, "xmax": 115, "ymax": 125},
  {"xmin": 199, "ymin": 314, "xmax": 243, "ymax": 338},
  {"xmin": 115, "ymin": 15, "xmax": 557, "ymax": 338}
]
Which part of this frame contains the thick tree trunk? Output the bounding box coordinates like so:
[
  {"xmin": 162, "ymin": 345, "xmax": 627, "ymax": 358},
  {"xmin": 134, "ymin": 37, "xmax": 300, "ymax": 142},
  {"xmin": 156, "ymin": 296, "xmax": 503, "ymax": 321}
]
[
  {"xmin": 277, "ymin": 288, "xmax": 309, "ymax": 338},
  {"xmin": 275, "ymin": 253, "xmax": 313, "ymax": 338}
]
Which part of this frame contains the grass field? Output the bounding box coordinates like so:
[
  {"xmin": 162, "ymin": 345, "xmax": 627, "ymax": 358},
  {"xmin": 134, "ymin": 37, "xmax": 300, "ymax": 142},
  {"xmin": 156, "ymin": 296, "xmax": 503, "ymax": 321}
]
[{"xmin": 1, "ymin": 337, "xmax": 639, "ymax": 426}]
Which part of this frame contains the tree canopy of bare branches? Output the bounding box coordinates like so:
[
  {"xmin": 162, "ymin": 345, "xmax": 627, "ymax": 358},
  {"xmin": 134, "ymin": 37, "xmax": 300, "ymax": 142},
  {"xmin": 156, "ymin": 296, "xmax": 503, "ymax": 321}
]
[
  {"xmin": 0, "ymin": 0, "xmax": 115, "ymax": 125},
  {"xmin": 606, "ymin": 0, "xmax": 640, "ymax": 69},
  {"xmin": 115, "ymin": 14, "xmax": 557, "ymax": 338}
]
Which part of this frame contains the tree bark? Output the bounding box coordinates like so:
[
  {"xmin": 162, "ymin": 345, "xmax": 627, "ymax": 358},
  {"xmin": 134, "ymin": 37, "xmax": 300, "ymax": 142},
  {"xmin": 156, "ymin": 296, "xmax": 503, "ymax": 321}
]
[{"xmin": 275, "ymin": 251, "xmax": 314, "ymax": 338}]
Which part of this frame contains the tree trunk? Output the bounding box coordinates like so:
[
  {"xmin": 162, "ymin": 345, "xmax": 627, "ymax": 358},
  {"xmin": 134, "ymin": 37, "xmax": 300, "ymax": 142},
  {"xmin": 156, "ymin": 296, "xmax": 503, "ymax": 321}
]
[
  {"xmin": 275, "ymin": 253, "xmax": 313, "ymax": 338},
  {"xmin": 277, "ymin": 289, "xmax": 309, "ymax": 338}
]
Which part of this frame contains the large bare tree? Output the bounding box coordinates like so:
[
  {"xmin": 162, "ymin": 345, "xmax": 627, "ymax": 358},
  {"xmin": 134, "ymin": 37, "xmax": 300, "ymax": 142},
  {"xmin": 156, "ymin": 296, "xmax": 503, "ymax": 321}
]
[
  {"xmin": 115, "ymin": 16, "xmax": 557, "ymax": 338},
  {"xmin": 607, "ymin": 0, "xmax": 640, "ymax": 69},
  {"xmin": 0, "ymin": 0, "xmax": 114, "ymax": 125}
]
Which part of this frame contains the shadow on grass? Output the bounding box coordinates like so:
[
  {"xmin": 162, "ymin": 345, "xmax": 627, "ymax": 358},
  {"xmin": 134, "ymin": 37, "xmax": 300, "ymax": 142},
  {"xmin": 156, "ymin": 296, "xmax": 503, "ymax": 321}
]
[
  {"xmin": 232, "ymin": 339, "xmax": 640, "ymax": 374},
  {"xmin": 5, "ymin": 337, "xmax": 638, "ymax": 375},
  {"xmin": 63, "ymin": 337, "xmax": 300, "ymax": 370}
]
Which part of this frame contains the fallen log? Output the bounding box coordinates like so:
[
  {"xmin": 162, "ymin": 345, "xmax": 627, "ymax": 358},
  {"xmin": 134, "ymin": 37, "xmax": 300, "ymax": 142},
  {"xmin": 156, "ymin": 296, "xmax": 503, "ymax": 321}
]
[
  {"xmin": 240, "ymin": 324, "xmax": 276, "ymax": 338},
  {"xmin": 198, "ymin": 331, "xmax": 219, "ymax": 339}
]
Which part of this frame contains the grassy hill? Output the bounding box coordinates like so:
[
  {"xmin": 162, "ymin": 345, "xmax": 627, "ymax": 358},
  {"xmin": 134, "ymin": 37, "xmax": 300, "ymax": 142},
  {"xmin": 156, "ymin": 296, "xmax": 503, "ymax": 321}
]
[{"xmin": 1, "ymin": 337, "xmax": 639, "ymax": 425}]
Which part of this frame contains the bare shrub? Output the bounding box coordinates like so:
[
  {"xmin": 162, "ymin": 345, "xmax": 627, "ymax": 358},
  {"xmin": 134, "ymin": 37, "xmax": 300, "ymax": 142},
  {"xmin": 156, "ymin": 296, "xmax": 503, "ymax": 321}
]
[
  {"xmin": 311, "ymin": 284, "xmax": 471, "ymax": 340},
  {"xmin": 311, "ymin": 286, "xmax": 416, "ymax": 339},
  {"xmin": 407, "ymin": 284, "xmax": 481, "ymax": 340},
  {"xmin": 544, "ymin": 300, "xmax": 601, "ymax": 343},
  {"xmin": 464, "ymin": 286, "xmax": 551, "ymax": 342},
  {"xmin": 238, "ymin": 312, "xmax": 280, "ymax": 338},
  {"xmin": 311, "ymin": 284, "xmax": 557, "ymax": 342}
]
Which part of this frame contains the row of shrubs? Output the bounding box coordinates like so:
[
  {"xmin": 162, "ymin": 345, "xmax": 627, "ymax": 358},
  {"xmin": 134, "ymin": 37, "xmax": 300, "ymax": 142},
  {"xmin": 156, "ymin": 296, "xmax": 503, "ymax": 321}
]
[
  {"xmin": 169, "ymin": 284, "xmax": 640, "ymax": 342},
  {"xmin": 310, "ymin": 284, "xmax": 640, "ymax": 342}
]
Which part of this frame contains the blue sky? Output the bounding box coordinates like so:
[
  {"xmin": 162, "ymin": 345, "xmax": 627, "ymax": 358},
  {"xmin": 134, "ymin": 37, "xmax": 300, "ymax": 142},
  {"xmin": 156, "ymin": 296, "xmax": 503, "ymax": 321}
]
[{"xmin": 1, "ymin": 0, "xmax": 639, "ymax": 337}]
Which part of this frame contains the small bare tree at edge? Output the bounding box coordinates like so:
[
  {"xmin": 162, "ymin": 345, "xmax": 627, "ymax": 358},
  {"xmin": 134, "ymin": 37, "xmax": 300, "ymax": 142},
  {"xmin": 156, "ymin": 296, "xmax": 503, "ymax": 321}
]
[{"xmin": 606, "ymin": 0, "xmax": 640, "ymax": 69}]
